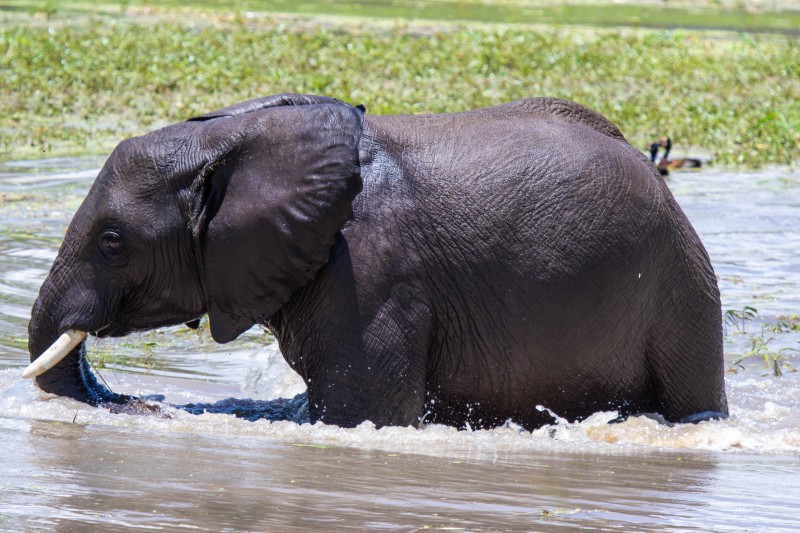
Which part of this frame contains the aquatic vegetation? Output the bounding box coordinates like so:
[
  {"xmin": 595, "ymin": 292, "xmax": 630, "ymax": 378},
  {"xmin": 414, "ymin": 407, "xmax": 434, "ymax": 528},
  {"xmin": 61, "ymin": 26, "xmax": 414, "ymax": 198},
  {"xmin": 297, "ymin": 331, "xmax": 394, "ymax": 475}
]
[
  {"xmin": 724, "ymin": 305, "xmax": 758, "ymax": 334},
  {"xmin": 766, "ymin": 314, "xmax": 800, "ymax": 333},
  {"xmin": 83, "ymin": 320, "xmax": 273, "ymax": 372},
  {"xmin": 87, "ymin": 345, "xmax": 153, "ymax": 371},
  {"xmin": 723, "ymin": 307, "xmax": 799, "ymax": 376},
  {"xmin": 541, "ymin": 507, "xmax": 581, "ymax": 518},
  {"xmin": 729, "ymin": 330, "xmax": 798, "ymax": 376},
  {"xmin": 1, "ymin": 3, "xmax": 799, "ymax": 167}
]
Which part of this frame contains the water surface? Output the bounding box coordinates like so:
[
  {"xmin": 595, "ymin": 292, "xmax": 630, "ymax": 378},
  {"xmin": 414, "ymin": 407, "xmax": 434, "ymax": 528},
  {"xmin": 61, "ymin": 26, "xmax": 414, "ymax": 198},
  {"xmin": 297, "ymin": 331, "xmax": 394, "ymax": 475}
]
[{"xmin": 1, "ymin": 159, "xmax": 799, "ymax": 531}]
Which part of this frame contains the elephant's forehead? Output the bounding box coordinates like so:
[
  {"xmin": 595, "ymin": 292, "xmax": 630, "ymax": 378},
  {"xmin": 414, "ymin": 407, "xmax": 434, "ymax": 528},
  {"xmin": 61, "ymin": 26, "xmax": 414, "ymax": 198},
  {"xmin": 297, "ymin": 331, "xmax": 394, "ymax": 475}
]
[{"xmin": 74, "ymin": 173, "xmax": 167, "ymax": 235}]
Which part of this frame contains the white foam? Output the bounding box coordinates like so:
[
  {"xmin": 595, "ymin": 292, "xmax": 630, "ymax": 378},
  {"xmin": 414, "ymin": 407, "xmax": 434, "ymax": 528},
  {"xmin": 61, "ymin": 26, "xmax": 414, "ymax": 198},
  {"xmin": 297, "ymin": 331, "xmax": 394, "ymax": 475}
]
[{"xmin": 2, "ymin": 366, "xmax": 798, "ymax": 457}]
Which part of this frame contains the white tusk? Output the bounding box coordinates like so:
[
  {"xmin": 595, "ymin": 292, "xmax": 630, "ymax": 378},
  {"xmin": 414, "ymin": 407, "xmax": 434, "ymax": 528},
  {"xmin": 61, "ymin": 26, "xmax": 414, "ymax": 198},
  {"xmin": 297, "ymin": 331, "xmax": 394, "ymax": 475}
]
[{"xmin": 22, "ymin": 329, "xmax": 87, "ymax": 379}]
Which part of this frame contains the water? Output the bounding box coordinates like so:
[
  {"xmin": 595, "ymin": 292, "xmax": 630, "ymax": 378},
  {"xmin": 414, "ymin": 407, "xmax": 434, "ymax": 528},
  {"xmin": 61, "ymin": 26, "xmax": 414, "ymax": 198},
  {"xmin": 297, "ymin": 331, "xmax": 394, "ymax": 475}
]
[{"xmin": 1, "ymin": 158, "xmax": 799, "ymax": 531}]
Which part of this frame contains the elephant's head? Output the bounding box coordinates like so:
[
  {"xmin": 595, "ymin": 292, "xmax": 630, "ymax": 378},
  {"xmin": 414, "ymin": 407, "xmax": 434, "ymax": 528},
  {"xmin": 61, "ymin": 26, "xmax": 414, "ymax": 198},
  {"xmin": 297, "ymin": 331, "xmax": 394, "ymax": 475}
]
[{"xmin": 26, "ymin": 94, "xmax": 363, "ymax": 404}]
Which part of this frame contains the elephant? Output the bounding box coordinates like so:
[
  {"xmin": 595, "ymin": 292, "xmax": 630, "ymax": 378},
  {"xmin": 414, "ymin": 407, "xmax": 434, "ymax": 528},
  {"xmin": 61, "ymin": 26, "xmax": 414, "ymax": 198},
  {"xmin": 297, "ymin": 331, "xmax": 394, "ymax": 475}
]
[{"xmin": 26, "ymin": 93, "xmax": 728, "ymax": 430}]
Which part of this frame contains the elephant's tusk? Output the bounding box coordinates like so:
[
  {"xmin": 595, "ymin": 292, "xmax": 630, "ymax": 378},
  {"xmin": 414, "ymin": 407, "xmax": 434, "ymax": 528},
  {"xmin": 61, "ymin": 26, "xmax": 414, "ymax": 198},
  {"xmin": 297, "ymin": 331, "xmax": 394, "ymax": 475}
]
[{"xmin": 22, "ymin": 329, "xmax": 87, "ymax": 379}]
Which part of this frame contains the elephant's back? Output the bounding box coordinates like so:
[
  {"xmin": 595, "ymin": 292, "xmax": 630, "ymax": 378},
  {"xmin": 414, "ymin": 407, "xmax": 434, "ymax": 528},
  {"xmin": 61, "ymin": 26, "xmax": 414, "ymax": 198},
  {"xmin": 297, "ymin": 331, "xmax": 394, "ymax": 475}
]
[
  {"xmin": 367, "ymin": 97, "xmax": 626, "ymax": 142},
  {"xmin": 360, "ymin": 106, "xmax": 674, "ymax": 283}
]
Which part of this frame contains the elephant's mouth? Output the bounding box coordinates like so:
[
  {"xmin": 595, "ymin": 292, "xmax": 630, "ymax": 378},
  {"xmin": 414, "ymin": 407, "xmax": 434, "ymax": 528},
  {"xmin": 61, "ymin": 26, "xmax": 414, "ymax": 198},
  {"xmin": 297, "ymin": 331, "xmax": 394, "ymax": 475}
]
[
  {"xmin": 92, "ymin": 322, "xmax": 143, "ymax": 339},
  {"xmin": 93, "ymin": 323, "xmax": 120, "ymax": 337},
  {"xmin": 93, "ymin": 313, "xmax": 205, "ymax": 338}
]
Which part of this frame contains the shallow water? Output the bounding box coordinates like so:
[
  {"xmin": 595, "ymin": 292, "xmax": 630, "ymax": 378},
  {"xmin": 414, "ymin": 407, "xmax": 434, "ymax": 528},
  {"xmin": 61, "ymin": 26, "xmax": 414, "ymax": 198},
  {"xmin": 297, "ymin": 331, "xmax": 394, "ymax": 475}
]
[{"xmin": 1, "ymin": 158, "xmax": 799, "ymax": 531}]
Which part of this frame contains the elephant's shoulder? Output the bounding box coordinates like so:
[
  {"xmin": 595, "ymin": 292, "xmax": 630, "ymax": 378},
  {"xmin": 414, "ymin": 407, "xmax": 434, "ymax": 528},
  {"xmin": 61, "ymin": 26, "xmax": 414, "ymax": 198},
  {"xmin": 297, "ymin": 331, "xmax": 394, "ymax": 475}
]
[{"xmin": 501, "ymin": 98, "xmax": 626, "ymax": 142}]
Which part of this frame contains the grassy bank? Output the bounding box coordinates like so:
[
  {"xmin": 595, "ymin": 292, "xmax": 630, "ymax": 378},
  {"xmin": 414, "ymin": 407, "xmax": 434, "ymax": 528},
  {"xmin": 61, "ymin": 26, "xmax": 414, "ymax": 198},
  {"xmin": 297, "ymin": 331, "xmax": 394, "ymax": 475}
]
[
  {"xmin": 15, "ymin": 0, "xmax": 800, "ymax": 35},
  {"xmin": 1, "ymin": 3, "xmax": 799, "ymax": 167}
]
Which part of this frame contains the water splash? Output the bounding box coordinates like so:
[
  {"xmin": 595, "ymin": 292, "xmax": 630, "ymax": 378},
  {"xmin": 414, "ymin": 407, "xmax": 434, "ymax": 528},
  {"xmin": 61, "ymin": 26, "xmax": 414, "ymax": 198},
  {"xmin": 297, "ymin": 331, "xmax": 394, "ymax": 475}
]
[{"xmin": 2, "ymin": 367, "xmax": 798, "ymax": 455}]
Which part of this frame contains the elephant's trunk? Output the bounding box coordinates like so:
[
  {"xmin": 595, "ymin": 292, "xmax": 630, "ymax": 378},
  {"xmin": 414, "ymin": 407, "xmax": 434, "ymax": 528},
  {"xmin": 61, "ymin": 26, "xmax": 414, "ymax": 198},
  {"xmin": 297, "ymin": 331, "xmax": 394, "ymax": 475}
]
[{"xmin": 27, "ymin": 290, "xmax": 128, "ymax": 405}]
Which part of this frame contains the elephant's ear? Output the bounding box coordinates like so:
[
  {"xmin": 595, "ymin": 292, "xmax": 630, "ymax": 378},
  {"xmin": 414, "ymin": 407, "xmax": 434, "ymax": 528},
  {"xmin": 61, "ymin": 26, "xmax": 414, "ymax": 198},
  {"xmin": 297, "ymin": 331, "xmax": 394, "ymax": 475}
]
[{"xmin": 192, "ymin": 103, "xmax": 364, "ymax": 343}]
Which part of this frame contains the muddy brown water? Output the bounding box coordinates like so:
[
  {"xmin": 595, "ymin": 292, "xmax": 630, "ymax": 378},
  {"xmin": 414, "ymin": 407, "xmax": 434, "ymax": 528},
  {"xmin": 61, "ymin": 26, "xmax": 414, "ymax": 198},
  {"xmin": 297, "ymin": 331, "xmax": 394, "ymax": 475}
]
[{"xmin": 1, "ymin": 158, "xmax": 799, "ymax": 531}]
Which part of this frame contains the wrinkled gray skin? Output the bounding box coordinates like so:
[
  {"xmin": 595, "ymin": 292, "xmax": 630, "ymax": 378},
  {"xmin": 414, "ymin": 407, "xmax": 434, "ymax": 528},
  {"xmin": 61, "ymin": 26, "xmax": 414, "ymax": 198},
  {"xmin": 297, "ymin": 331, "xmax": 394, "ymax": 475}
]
[{"xmin": 28, "ymin": 94, "xmax": 728, "ymax": 430}]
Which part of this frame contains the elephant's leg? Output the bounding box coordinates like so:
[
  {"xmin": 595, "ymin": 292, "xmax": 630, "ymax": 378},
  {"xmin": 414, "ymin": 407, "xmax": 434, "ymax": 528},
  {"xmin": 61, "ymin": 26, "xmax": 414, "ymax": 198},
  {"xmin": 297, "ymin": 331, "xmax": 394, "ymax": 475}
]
[
  {"xmin": 646, "ymin": 284, "xmax": 728, "ymax": 424},
  {"xmin": 306, "ymin": 310, "xmax": 429, "ymax": 428}
]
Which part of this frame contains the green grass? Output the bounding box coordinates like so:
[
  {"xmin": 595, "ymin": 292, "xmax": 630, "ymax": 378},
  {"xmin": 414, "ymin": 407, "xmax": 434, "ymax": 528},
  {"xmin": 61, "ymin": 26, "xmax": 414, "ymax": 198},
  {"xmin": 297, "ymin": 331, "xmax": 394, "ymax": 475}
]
[
  {"xmin": 14, "ymin": 0, "xmax": 800, "ymax": 35},
  {"xmin": 1, "ymin": 2, "xmax": 799, "ymax": 167}
]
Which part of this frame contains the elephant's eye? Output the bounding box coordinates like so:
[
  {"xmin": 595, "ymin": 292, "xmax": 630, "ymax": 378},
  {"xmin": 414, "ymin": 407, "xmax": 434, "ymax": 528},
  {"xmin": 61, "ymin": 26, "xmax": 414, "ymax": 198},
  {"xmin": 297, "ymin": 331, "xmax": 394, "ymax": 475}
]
[{"xmin": 98, "ymin": 229, "xmax": 126, "ymax": 264}]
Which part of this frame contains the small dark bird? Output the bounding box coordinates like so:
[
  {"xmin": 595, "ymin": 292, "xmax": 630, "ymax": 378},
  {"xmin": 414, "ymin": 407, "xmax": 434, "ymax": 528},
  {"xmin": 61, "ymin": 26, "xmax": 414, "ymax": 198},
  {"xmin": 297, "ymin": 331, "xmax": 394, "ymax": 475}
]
[{"xmin": 649, "ymin": 136, "xmax": 702, "ymax": 176}]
